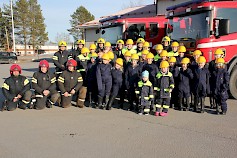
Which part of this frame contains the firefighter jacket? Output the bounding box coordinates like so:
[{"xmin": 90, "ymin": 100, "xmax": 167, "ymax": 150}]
[
  {"xmin": 111, "ymin": 67, "xmax": 123, "ymax": 86},
  {"xmin": 76, "ymin": 54, "xmax": 90, "ymax": 86},
  {"xmin": 168, "ymin": 51, "xmax": 179, "ymax": 57},
  {"xmin": 122, "ymin": 48, "xmax": 136, "ymax": 55},
  {"xmin": 58, "ymin": 70, "xmax": 83, "ymax": 94},
  {"xmin": 155, "ymin": 71, "xmax": 175, "ymax": 98},
  {"xmin": 2, "ymin": 75, "xmax": 30, "ymax": 101},
  {"xmin": 96, "ymin": 63, "xmax": 112, "ymax": 92},
  {"xmin": 174, "ymin": 68, "xmax": 194, "ymax": 97},
  {"xmin": 176, "ymin": 56, "xmax": 184, "ymax": 67},
  {"xmin": 136, "ymin": 48, "xmax": 143, "ymax": 56},
  {"xmin": 72, "ymin": 48, "xmax": 81, "ymax": 60},
  {"xmin": 192, "ymin": 67, "xmax": 210, "ymax": 97},
  {"xmin": 114, "ymin": 48, "xmax": 124, "ymax": 59},
  {"xmin": 53, "ymin": 50, "xmax": 72, "ymax": 73},
  {"xmin": 163, "ymin": 45, "xmax": 172, "ymax": 52},
  {"xmin": 211, "ymin": 68, "xmax": 229, "ymax": 99},
  {"xmin": 135, "ymin": 80, "xmax": 154, "ymax": 106},
  {"xmin": 32, "ymin": 71, "xmax": 57, "ymax": 95},
  {"xmin": 142, "ymin": 63, "xmax": 159, "ymax": 85},
  {"xmin": 125, "ymin": 64, "xmax": 142, "ymax": 89}
]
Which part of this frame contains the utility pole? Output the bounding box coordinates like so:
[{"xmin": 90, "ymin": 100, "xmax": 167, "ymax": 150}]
[
  {"xmin": 10, "ymin": 0, "xmax": 16, "ymax": 52},
  {"xmin": 5, "ymin": 26, "xmax": 10, "ymax": 51}
]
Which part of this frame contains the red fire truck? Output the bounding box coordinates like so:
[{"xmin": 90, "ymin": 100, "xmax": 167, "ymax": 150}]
[
  {"xmin": 99, "ymin": 15, "xmax": 167, "ymax": 48},
  {"xmin": 166, "ymin": 0, "xmax": 237, "ymax": 99}
]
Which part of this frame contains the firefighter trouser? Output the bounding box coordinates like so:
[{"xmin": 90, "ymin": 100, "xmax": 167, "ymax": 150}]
[
  {"xmin": 98, "ymin": 81, "xmax": 112, "ymax": 98},
  {"xmin": 35, "ymin": 92, "xmax": 60, "ymax": 110},
  {"xmin": 5, "ymin": 90, "xmax": 32, "ymax": 111},
  {"xmin": 214, "ymin": 96, "xmax": 227, "ymax": 113},
  {"xmin": 155, "ymin": 98, "xmax": 170, "ymax": 113},
  {"xmin": 77, "ymin": 86, "xmax": 87, "ymax": 108}
]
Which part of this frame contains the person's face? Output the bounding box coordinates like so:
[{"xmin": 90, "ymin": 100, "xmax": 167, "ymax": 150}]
[
  {"xmin": 214, "ymin": 54, "xmax": 221, "ymax": 59},
  {"xmin": 216, "ymin": 63, "xmax": 223, "ymax": 69},
  {"xmin": 115, "ymin": 63, "xmax": 122, "ymax": 69},
  {"xmin": 147, "ymin": 58, "xmax": 153, "ymax": 64},
  {"xmin": 68, "ymin": 66, "xmax": 74, "ymax": 72},
  {"xmin": 137, "ymin": 43, "xmax": 143, "ymax": 48},
  {"xmin": 163, "ymin": 41, "xmax": 169, "ymax": 46},
  {"xmin": 161, "ymin": 67, "xmax": 168, "ymax": 73},
  {"xmin": 179, "ymin": 52, "xmax": 184, "ymax": 57},
  {"xmin": 98, "ymin": 43, "xmax": 104, "ymax": 48},
  {"xmin": 98, "ymin": 52, "xmax": 104, "ymax": 58},
  {"xmin": 90, "ymin": 49, "xmax": 95, "ymax": 53},
  {"xmin": 117, "ymin": 44, "xmax": 123, "ymax": 49},
  {"xmin": 194, "ymin": 55, "xmax": 200, "ymax": 61},
  {"xmin": 105, "ymin": 46, "xmax": 110, "ymax": 51},
  {"xmin": 162, "ymin": 56, "xmax": 167, "ymax": 60},
  {"xmin": 125, "ymin": 56, "xmax": 131, "ymax": 62},
  {"xmin": 143, "ymin": 47, "xmax": 149, "ymax": 51},
  {"xmin": 59, "ymin": 46, "xmax": 66, "ymax": 51},
  {"xmin": 132, "ymin": 59, "xmax": 138, "ymax": 66},
  {"xmin": 142, "ymin": 54, "xmax": 147, "ymax": 60},
  {"xmin": 142, "ymin": 77, "xmax": 148, "ymax": 82},
  {"xmin": 103, "ymin": 59, "xmax": 109, "ymax": 64},
  {"xmin": 77, "ymin": 44, "xmax": 83, "ymax": 49},
  {"xmin": 91, "ymin": 57, "xmax": 96, "ymax": 63},
  {"xmin": 172, "ymin": 46, "xmax": 178, "ymax": 52},
  {"xmin": 169, "ymin": 62, "xmax": 175, "ymax": 66},
  {"xmin": 157, "ymin": 49, "xmax": 162, "ymax": 54},
  {"xmin": 41, "ymin": 66, "xmax": 48, "ymax": 73},
  {"xmin": 13, "ymin": 70, "xmax": 19, "ymax": 76},
  {"xmin": 127, "ymin": 44, "xmax": 133, "ymax": 49},
  {"xmin": 198, "ymin": 62, "xmax": 205, "ymax": 68},
  {"xmin": 182, "ymin": 63, "xmax": 188, "ymax": 69}
]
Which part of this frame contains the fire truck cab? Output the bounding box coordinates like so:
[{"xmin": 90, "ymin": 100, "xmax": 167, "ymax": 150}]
[{"xmin": 166, "ymin": 0, "xmax": 237, "ymax": 99}]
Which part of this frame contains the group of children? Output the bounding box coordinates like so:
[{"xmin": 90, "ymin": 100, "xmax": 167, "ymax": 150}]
[{"xmin": 1, "ymin": 37, "xmax": 230, "ymax": 116}]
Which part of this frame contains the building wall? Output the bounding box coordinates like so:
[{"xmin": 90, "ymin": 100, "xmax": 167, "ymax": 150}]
[{"xmin": 84, "ymin": 28, "xmax": 100, "ymax": 47}]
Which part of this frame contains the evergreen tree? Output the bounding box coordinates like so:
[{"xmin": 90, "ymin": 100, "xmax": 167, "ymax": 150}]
[{"xmin": 69, "ymin": 6, "xmax": 95, "ymax": 41}]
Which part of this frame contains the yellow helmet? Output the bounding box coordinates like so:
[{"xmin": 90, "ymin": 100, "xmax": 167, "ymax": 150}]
[
  {"xmin": 181, "ymin": 57, "xmax": 190, "ymax": 64},
  {"xmin": 77, "ymin": 39, "xmax": 85, "ymax": 45},
  {"xmin": 146, "ymin": 53, "xmax": 154, "ymax": 59},
  {"xmin": 89, "ymin": 44, "xmax": 97, "ymax": 50},
  {"xmin": 137, "ymin": 38, "xmax": 145, "ymax": 44},
  {"xmin": 169, "ymin": 57, "xmax": 176, "ymax": 63},
  {"xmin": 97, "ymin": 38, "xmax": 105, "ymax": 44},
  {"xmin": 160, "ymin": 50, "xmax": 168, "ymax": 57},
  {"xmin": 126, "ymin": 39, "xmax": 133, "ymax": 45},
  {"xmin": 215, "ymin": 58, "xmax": 225, "ymax": 64},
  {"xmin": 102, "ymin": 53, "xmax": 110, "ymax": 60},
  {"xmin": 197, "ymin": 56, "xmax": 206, "ymax": 63},
  {"xmin": 91, "ymin": 52, "xmax": 98, "ymax": 58},
  {"xmin": 58, "ymin": 40, "xmax": 67, "ymax": 47},
  {"xmin": 193, "ymin": 50, "xmax": 202, "ymax": 56},
  {"xmin": 162, "ymin": 36, "xmax": 171, "ymax": 43},
  {"xmin": 131, "ymin": 53, "xmax": 139, "ymax": 60},
  {"xmin": 107, "ymin": 51, "xmax": 114, "ymax": 60},
  {"xmin": 178, "ymin": 46, "xmax": 186, "ymax": 53},
  {"xmin": 160, "ymin": 61, "xmax": 169, "ymax": 68},
  {"xmin": 155, "ymin": 44, "xmax": 163, "ymax": 50},
  {"xmin": 171, "ymin": 41, "xmax": 179, "ymax": 47},
  {"xmin": 124, "ymin": 51, "xmax": 132, "ymax": 57},
  {"xmin": 105, "ymin": 42, "xmax": 111, "ymax": 47},
  {"xmin": 116, "ymin": 58, "xmax": 123, "ymax": 66},
  {"xmin": 214, "ymin": 48, "xmax": 224, "ymax": 55},
  {"xmin": 142, "ymin": 50, "xmax": 149, "ymax": 55},
  {"xmin": 81, "ymin": 47, "xmax": 90, "ymax": 54},
  {"xmin": 143, "ymin": 42, "xmax": 150, "ymax": 48},
  {"xmin": 116, "ymin": 39, "xmax": 124, "ymax": 45}
]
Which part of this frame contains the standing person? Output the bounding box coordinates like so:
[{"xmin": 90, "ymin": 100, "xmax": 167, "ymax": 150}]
[
  {"xmin": 58, "ymin": 59, "xmax": 83, "ymax": 108},
  {"xmin": 154, "ymin": 44, "xmax": 163, "ymax": 62},
  {"xmin": 168, "ymin": 41, "xmax": 179, "ymax": 57},
  {"xmin": 154, "ymin": 61, "xmax": 174, "ymax": 117},
  {"xmin": 89, "ymin": 43, "xmax": 97, "ymax": 58},
  {"xmin": 122, "ymin": 39, "xmax": 136, "ymax": 55},
  {"xmin": 139, "ymin": 50, "xmax": 149, "ymax": 67},
  {"xmin": 104, "ymin": 42, "xmax": 112, "ymax": 53},
  {"xmin": 193, "ymin": 56, "xmax": 210, "ymax": 113},
  {"xmin": 52, "ymin": 41, "xmax": 72, "ymax": 77},
  {"xmin": 96, "ymin": 38, "xmax": 105, "ymax": 53},
  {"xmin": 87, "ymin": 52, "xmax": 98, "ymax": 107},
  {"xmin": 32, "ymin": 60, "xmax": 60, "ymax": 110},
  {"xmin": 72, "ymin": 39, "xmax": 85, "ymax": 59},
  {"xmin": 96, "ymin": 53, "xmax": 112, "ymax": 109},
  {"xmin": 76, "ymin": 47, "xmax": 90, "ymax": 107},
  {"xmin": 136, "ymin": 38, "xmax": 145, "ymax": 56},
  {"xmin": 106, "ymin": 58, "xmax": 124, "ymax": 110},
  {"xmin": 212, "ymin": 58, "xmax": 229, "ymax": 115},
  {"xmin": 209, "ymin": 48, "xmax": 224, "ymax": 108},
  {"xmin": 143, "ymin": 41, "xmax": 150, "ymax": 51},
  {"xmin": 174, "ymin": 58, "xmax": 193, "ymax": 111},
  {"xmin": 156, "ymin": 50, "xmax": 169, "ymax": 69},
  {"xmin": 136, "ymin": 70, "xmax": 154, "ymax": 115},
  {"xmin": 114, "ymin": 39, "xmax": 125, "ymax": 59},
  {"xmin": 161, "ymin": 36, "xmax": 172, "ymax": 52},
  {"xmin": 2, "ymin": 64, "xmax": 32, "ymax": 111},
  {"xmin": 176, "ymin": 46, "xmax": 186, "ymax": 67},
  {"xmin": 125, "ymin": 53, "xmax": 142, "ymax": 111}
]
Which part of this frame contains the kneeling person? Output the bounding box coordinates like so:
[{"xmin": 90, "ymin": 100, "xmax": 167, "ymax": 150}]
[
  {"xmin": 32, "ymin": 60, "xmax": 60, "ymax": 110},
  {"xmin": 2, "ymin": 64, "xmax": 32, "ymax": 111},
  {"xmin": 58, "ymin": 59, "xmax": 83, "ymax": 108}
]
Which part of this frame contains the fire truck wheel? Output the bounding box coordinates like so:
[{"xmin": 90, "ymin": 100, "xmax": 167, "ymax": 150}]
[{"xmin": 230, "ymin": 66, "xmax": 237, "ymax": 100}]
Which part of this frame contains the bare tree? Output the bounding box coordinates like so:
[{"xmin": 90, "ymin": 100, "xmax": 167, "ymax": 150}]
[
  {"xmin": 55, "ymin": 32, "xmax": 71, "ymax": 44},
  {"xmin": 122, "ymin": 0, "xmax": 145, "ymax": 9}
]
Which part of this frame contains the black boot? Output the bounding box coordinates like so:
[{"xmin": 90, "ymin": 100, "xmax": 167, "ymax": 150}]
[
  {"xmin": 106, "ymin": 95, "xmax": 116, "ymax": 110},
  {"xmin": 178, "ymin": 97, "xmax": 183, "ymax": 111},
  {"xmin": 88, "ymin": 92, "xmax": 92, "ymax": 107},
  {"xmin": 104, "ymin": 95, "xmax": 110, "ymax": 110},
  {"xmin": 97, "ymin": 96, "xmax": 103, "ymax": 109},
  {"xmin": 186, "ymin": 97, "xmax": 191, "ymax": 111},
  {"xmin": 200, "ymin": 97, "xmax": 205, "ymax": 113},
  {"xmin": 194, "ymin": 97, "xmax": 199, "ymax": 112},
  {"xmin": 216, "ymin": 103, "xmax": 220, "ymax": 115},
  {"xmin": 1, "ymin": 100, "xmax": 7, "ymax": 112}
]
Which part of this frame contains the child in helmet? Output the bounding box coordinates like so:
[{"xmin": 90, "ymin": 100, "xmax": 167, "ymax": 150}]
[
  {"xmin": 89, "ymin": 44, "xmax": 97, "ymax": 58},
  {"xmin": 143, "ymin": 41, "xmax": 150, "ymax": 51},
  {"xmin": 114, "ymin": 39, "xmax": 125, "ymax": 59},
  {"xmin": 32, "ymin": 60, "xmax": 60, "ymax": 110},
  {"xmin": 212, "ymin": 58, "xmax": 229, "ymax": 115},
  {"xmin": 107, "ymin": 58, "xmax": 124, "ymax": 110},
  {"xmin": 156, "ymin": 50, "xmax": 169, "ymax": 69},
  {"xmin": 174, "ymin": 58, "xmax": 193, "ymax": 111},
  {"xmin": 168, "ymin": 41, "xmax": 179, "ymax": 57},
  {"xmin": 176, "ymin": 46, "xmax": 186, "ymax": 67},
  {"xmin": 136, "ymin": 38, "xmax": 145, "ymax": 56},
  {"xmin": 58, "ymin": 59, "xmax": 83, "ymax": 108},
  {"xmin": 96, "ymin": 53, "xmax": 112, "ymax": 109},
  {"xmin": 139, "ymin": 50, "xmax": 149, "ymax": 67},
  {"xmin": 122, "ymin": 39, "xmax": 136, "ymax": 55},
  {"xmin": 192, "ymin": 56, "xmax": 210, "ymax": 113},
  {"xmin": 125, "ymin": 53, "xmax": 142, "ymax": 111},
  {"xmin": 96, "ymin": 38, "xmax": 105, "ymax": 53},
  {"xmin": 154, "ymin": 44, "xmax": 163, "ymax": 62},
  {"xmin": 154, "ymin": 61, "xmax": 174, "ymax": 116},
  {"xmin": 136, "ymin": 70, "xmax": 154, "ymax": 115},
  {"xmin": 2, "ymin": 64, "xmax": 32, "ymax": 111},
  {"xmin": 104, "ymin": 42, "xmax": 112, "ymax": 54}
]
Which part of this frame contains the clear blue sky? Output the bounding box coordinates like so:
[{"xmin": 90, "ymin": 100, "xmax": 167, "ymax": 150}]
[{"xmin": 0, "ymin": 0, "xmax": 154, "ymax": 42}]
